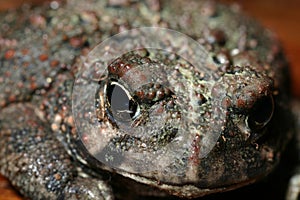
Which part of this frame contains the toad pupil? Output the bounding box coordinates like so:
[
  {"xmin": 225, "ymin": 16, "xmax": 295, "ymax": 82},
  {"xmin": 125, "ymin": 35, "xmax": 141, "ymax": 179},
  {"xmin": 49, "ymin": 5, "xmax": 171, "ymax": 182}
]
[
  {"xmin": 106, "ymin": 81, "xmax": 139, "ymax": 125},
  {"xmin": 247, "ymin": 95, "xmax": 275, "ymax": 131}
]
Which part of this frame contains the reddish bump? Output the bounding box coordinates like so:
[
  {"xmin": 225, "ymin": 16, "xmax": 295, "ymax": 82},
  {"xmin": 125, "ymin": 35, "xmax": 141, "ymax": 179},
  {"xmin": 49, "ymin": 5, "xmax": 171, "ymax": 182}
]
[
  {"xmin": 80, "ymin": 11, "xmax": 98, "ymax": 24},
  {"xmin": 221, "ymin": 97, "xmax": 231, "ymax": 108},
  {"xmin": 81, "ymin": 47, "xmax": 90, "ymax": 56},
  {"xmin": 82, "ymin": 133, "xmax": 89, "ymax": 143},
  {"xmin": 54, "ymin": 173, "xmax": 62, "ymax": 181},
  {"xmin": 22, "ymin": 49, "xmax": 29, "ymax": 55},
  {"xmin": 108, "ymin": 63, "xmax": 118, "ymax": 74},
  {"xmin": 156, "ymin": 89, "xmax": 165, "ymax": 100},
  {"xmin": 4, "ymin": 49, "xmax": 15, "ymax": 60},
  {"xmin": 135, "ymin": 90, "xmax": 145, "ymax": 99},
  {"xmin": 8, "ymin": 95, "xmax": 16, "ymax": 102},
  {"xmin": 146, "ymin": 91, "xmax": 156, "ymax": 100},
  {"xmin": 211, "ymin": 84, "xmax": 221, "ymax": 98},
  {"xmin": 119, "ymin": 63, "xmax": 132, "ymax": 76},
  {"xmin": 4, "ymin": 71, "xmax": 11, "ymax": 77},
  {"xmin": 237, "ymin": 98, "xmax": 245, "ymax": 108},
  {"xmin": 189, "ymin": 134, "xmax": 201, "ymax": 165},
  {"xmin": 30, "ymin": 82, "xmax": 38, "ymax": 90},
  {"xmin": 69, "ymin": 37, "xmax": 84, "ymax": 48},
  {"xmin": 155, "ymin": 104, "xmax": 164, "ymax": 114},
  {"xmin": 50, "ymin": 60, "xmax": 60, "ymax": 67},
  {"xmin": 22, "ymin": 62, "xmax": 30, "ymax": 67},
  {"xmin": 39, "ymin": 54, "xmax": 49, "ymax": 62},
  {"xmin": 17, "ymin": 82, "xmax": 24, "ymax": 88},
  {"xmin": 30, "ymin": 14, "xmax": 46, "ymax": 27},
  {"xmin": 0, "ymin": 100, "xmax": 6, "ymax": 107}
]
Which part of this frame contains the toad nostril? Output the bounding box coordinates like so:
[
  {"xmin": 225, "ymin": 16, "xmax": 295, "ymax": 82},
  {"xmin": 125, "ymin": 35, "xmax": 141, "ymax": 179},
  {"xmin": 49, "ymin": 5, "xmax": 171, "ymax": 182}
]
[{"xmin": 247, "ymin": 95, "xmax": 275, "ymax": 131}]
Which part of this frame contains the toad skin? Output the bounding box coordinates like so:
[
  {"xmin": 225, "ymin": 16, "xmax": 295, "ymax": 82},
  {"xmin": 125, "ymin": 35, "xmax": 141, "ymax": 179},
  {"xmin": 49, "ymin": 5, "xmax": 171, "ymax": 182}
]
[{"xmin": 0, "ymin": 0, "xmax": 296, "ymax": 199}]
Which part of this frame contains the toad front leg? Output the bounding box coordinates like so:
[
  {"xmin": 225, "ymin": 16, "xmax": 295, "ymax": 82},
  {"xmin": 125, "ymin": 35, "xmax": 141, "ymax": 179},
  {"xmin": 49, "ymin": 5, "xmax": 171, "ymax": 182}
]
[
  {"xmin": 0, "ymin": 103, "xmax": 113, "ymax": 200},
  {"xmin": 286, "ymin": 100, "xmax": 300, "ymax": 200}
]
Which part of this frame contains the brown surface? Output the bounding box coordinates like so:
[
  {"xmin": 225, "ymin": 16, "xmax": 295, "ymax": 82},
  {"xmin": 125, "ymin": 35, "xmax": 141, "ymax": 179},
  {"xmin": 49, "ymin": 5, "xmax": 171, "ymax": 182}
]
[
  {"xmin": 0, "ymin": 0, "xmax": 299, "ymax": 200},
  {"xmin": 0, "ymin": 175, "xmax": 22, "ymax": 200}
]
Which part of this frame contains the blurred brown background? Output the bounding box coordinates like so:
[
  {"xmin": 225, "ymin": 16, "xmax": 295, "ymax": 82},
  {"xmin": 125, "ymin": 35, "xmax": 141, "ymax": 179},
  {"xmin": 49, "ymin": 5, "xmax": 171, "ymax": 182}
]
[{"xmin": 0, "ymin": 0, "xmax": 299, "ymax": 200}]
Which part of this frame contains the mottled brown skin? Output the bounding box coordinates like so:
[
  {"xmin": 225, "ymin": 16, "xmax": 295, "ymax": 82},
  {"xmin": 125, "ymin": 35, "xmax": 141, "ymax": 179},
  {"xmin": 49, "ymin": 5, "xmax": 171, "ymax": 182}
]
[{"xmin": 0, "ymin": 0, "xmax": 294, "ymax": 199}]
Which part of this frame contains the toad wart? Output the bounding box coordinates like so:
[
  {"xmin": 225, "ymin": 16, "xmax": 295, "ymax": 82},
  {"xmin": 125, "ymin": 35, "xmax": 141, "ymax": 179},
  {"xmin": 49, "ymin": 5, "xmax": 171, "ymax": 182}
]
[{"xmin": 0, "ymin": 0, "xmax": 299, "ymax": 199}]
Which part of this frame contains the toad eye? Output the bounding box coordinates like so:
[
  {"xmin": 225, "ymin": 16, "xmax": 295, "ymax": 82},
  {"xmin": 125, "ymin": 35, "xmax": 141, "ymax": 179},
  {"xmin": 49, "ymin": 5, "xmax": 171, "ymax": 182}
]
[
  {"xmin": 106, "ymin": 81, "xmax": 140, "ymax": 124},
  {"xmin": 247, "ymin": 95, "xmax": 274, "ymax": 131}
]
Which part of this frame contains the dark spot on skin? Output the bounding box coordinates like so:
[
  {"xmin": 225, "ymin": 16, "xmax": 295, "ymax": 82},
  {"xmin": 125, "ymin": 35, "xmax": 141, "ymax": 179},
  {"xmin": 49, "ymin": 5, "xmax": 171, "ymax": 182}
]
[
  {"xmin": 196, "ymin": 92, "xmax": 207, "ymax": 105},
  {"xmin": 213, "ymin": 55, "xmax": 221, "ymax": 65},
  {"xmin": 206, "ymin": 29, "xmax": 227, "ymax": 46}
]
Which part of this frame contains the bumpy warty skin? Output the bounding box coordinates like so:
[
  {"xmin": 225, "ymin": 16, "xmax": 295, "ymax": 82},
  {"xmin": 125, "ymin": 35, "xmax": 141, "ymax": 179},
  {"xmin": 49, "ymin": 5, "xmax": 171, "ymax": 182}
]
[{"xmin": 0, "ymin": 0, "xmax": 294, "ymax": 199}]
